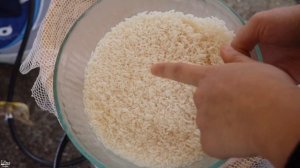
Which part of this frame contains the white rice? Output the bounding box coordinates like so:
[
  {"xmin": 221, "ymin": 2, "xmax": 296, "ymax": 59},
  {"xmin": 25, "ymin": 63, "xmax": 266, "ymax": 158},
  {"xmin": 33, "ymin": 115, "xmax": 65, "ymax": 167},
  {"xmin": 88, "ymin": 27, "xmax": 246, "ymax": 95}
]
[{"xmin": 83, "ymin": 11, "xmax": 234, "ymax": 168}]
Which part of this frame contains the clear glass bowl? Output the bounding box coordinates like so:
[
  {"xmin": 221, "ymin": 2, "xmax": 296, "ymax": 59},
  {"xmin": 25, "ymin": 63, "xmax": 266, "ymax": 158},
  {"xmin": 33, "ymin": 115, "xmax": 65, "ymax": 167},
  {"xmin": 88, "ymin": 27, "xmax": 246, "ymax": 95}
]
[{"xmin": 54, "ymin": 0, "xmax": 262, "ymax": 167}]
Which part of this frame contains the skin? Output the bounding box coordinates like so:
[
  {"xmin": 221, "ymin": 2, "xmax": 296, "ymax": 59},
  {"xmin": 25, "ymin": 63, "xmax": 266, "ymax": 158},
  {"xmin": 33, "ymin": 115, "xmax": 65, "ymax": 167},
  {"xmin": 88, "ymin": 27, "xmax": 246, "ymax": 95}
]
[
  {"xmin": 151, "ymin": 5, "xmax": 300, "ymax": 168},
  {"xmin": 232, "ymin": 5, "xmax": 300, "ymax": 83}
]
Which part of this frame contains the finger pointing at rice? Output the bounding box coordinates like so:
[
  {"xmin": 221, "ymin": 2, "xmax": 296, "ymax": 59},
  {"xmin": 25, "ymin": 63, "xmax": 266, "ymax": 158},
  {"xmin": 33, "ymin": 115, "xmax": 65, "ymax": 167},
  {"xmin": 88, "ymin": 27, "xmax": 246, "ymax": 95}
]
[
  {"xmin": 150, "ymin": 46, "xmax": 253, "ymax": 86},
  {"xmin": 151, "ymin": 63, "xmax": 212, "ymax": 87}
]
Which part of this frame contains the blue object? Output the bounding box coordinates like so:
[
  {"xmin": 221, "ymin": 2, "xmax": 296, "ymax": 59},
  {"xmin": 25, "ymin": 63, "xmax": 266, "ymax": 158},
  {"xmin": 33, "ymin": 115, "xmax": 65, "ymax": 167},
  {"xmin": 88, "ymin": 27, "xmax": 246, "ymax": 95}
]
[{"xmin": 0, "ymin": 0, "xmax": 40, "ymax": 50}]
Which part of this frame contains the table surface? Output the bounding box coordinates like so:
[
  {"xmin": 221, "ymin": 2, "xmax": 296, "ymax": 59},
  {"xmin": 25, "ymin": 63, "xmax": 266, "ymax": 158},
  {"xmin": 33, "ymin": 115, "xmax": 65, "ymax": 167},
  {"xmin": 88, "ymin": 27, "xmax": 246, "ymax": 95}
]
[{"xmin": 0, "ymin": 0, "xmax": 296, "ymax": 167}]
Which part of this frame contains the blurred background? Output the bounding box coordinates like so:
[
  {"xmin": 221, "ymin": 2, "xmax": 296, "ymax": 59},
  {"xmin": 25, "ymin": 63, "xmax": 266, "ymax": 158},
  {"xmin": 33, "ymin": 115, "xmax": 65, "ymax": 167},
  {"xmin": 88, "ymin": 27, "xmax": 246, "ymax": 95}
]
[{"xmin": 0, "ymin": 0, "xmax": 297, "ymax": 167}]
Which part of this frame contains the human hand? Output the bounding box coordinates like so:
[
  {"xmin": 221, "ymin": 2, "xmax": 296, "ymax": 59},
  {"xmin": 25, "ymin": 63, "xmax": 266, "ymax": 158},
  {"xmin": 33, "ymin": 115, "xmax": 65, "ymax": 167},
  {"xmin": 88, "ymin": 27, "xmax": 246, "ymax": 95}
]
[
  {"xmin": 232, "ymin": 5, "xmax": 300, "ymax": 83},
  {"xmin": 151, "ymin": 46, "xmax": 300, "ymax": 167}
]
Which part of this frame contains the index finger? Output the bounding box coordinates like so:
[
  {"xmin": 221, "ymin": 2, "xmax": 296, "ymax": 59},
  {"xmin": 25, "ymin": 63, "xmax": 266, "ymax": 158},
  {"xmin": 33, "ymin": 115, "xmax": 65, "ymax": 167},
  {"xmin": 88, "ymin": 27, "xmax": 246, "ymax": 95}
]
[{"xmin": 151, "ymin": 62, "xmax": 211, "ymax": 87}]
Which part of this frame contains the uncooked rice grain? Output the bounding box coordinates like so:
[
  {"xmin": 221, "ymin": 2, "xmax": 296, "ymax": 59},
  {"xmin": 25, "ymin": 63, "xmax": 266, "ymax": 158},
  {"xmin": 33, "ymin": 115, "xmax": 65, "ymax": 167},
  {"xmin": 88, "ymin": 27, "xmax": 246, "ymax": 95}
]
[{"xmin": 83, "ymin": 11, "xmax": 234, "ymax": 168}]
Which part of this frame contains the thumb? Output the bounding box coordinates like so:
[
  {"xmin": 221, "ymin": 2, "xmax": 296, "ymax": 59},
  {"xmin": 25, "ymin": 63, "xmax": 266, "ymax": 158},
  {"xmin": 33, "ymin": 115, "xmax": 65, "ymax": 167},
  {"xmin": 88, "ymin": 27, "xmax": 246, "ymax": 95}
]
[{"xmin": 220, "ymin": 45, "xmax": 255, "ymax": 63}]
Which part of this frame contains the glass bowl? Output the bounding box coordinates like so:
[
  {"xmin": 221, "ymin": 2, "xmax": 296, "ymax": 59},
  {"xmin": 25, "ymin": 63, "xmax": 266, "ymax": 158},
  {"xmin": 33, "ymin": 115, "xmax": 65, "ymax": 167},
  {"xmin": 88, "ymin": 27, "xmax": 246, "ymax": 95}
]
[{"xmin": 54, "ymin": 0, "xmax": 262, "ymax": 167}]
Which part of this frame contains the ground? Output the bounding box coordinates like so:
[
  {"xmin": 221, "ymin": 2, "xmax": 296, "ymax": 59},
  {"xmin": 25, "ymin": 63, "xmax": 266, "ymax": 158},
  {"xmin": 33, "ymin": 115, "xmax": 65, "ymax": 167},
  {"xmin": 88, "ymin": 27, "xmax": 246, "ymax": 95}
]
[{"xmin": 0, "ymin": 0, "xmax": 296, "ymax": 168}]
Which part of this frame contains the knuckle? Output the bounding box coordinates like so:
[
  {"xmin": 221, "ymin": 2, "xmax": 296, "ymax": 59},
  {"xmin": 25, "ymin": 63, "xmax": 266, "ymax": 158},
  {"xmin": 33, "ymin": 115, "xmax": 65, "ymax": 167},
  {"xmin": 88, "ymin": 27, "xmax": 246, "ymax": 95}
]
[
  {"xmin": 172, "ymin": 63, "xmax": 184, "ymax": 74},
  {"xmin": 170, "ymin": 63, "xmax": 184, "ymax": 80},
  {"xmin": 249, "ymin": 11, "xmax": 270, "ymax": 41},
  {"xmin": 251, "ymin": 11, "xmax": 268, "ymax": 25}
]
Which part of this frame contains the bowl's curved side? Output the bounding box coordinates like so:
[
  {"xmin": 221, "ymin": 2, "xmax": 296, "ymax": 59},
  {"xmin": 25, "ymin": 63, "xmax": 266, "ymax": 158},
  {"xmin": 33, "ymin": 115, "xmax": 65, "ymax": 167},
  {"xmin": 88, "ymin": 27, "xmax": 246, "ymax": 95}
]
[{"xmin": 54, "ymin": 1, "xmax": 106, "ymax": 168}]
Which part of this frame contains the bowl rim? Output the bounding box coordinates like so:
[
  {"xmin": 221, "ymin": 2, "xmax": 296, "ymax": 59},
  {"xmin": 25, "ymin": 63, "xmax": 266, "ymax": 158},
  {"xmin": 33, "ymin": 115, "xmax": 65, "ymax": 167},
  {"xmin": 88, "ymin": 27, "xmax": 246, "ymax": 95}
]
[{"xmin": 53, "ymin": 1, "xmax": 263, "ymax": 167}]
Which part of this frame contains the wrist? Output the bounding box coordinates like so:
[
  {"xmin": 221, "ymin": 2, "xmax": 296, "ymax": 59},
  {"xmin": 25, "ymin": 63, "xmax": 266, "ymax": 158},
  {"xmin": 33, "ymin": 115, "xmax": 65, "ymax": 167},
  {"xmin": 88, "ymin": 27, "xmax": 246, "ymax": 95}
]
[{"xmin": 256, "ymin": 86, "xmax": 300, "ymax": 167}]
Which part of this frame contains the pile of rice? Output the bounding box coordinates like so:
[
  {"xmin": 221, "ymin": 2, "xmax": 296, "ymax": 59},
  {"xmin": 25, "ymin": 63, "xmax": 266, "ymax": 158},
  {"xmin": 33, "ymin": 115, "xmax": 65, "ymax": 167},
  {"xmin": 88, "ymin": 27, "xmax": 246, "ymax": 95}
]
[{"xmin": 83, "ymin": 11, "xmax": 234, "ymax": 168}]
